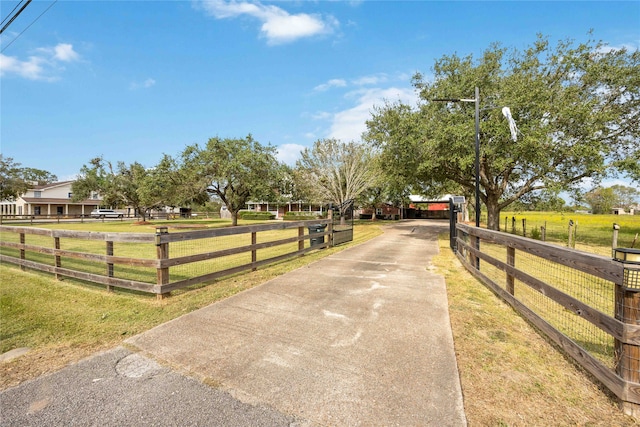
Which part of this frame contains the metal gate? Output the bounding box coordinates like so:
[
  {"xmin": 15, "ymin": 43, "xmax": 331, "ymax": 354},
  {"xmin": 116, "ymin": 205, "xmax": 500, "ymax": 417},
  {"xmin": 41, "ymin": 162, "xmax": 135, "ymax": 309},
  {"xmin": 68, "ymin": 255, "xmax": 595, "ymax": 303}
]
[{"xmin": 332, "ymin": 199, "xmax": 354, "ymax": 246}]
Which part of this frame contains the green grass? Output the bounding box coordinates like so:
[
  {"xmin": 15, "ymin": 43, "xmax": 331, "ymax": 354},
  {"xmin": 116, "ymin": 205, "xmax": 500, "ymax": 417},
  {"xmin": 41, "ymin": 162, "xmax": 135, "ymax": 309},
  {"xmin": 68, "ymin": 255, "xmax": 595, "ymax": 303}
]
[
  {"xmin": 0, "ymin": 220, "xmax": 383, "ymax": 389},
  {"xmin": 500, "ymin": 211, "xmax": 640, "ymax": 256}
]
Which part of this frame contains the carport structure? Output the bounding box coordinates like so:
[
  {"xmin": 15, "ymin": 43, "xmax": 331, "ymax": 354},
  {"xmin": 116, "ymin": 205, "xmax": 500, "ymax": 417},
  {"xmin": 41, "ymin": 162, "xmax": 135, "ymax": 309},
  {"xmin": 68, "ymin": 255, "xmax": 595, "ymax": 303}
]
[{"xmin": 407, "ymin": 194, "xmax": 451, "ymax": 219}]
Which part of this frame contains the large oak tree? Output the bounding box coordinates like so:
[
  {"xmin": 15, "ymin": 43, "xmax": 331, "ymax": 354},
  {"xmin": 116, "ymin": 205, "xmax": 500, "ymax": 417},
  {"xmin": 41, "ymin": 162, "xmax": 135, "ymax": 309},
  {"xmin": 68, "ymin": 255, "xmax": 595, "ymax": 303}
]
[
  {"xmin": 71, "ymin": 157, "xmax": 174, "ymax": 221},
  {"xmin": 179, "ymin": 135, "xmax": 280, "ymax": 226},
  {"xmin": 365, "ymin": 34, "xmax": 640, "ymax": 230}
]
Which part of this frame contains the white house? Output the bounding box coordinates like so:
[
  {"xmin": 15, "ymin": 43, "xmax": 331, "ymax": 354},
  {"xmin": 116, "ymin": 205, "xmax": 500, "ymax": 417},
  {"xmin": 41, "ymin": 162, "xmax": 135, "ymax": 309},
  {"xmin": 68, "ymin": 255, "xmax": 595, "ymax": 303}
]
[
  {"xmin": 0, "ymin": 181, "xmax": 103, "ymax": 217},
  {"xmin": 612, "ymin": 207, "xmax": 637, "ymax": 215}
]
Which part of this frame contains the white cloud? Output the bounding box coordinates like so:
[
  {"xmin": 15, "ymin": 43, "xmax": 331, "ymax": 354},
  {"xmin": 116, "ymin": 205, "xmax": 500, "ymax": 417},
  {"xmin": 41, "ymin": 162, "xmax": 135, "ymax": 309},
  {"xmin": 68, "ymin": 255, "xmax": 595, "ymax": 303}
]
[
  {"xmin": 328, "ymin": 87, "xmax": 417, "ymax": 142},
  {"xmin": 351, "ymin": 73, "xmax": 388, "ymax": 86},
  {"xmin": 313, "ymin": 112, "xmax": 332, "ymax": 120},
  {"xmin": 0, "ymin": 43, "xmax": 80, "ymax": 81},
  {"xmin": 197, "ymin": 0, "xmax": 338, "ymax": 45},
  {"xmin": 313, "ymin": 78, "xmax": 347, "ymax": 92},
  {"xmin": 53, "ymin": 43, "xmax": 80, "ymax": 62},
  {"xmin": 596, "ymin": 42, "xmax": 639, "ymax": 55},
  {"xmin": 277, "ymin": 143, "xmax": 306, "ymax": 165},
  {"xmin": 130, "ymin": 78, "xmax": 157, "ymax": 90},
  {"xmin": 0, "ymin": 54, "xmax": 49, "ymax": 80}
]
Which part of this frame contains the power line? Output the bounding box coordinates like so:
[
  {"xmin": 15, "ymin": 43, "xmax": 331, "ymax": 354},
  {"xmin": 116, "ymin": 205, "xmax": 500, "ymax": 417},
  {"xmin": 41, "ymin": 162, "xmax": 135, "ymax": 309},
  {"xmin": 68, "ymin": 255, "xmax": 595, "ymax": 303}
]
[
  {"xmin": 1, "ymin": 0, "xmax": 26, "ymax": 27},
  {"xmin": 1, "ymin": 0, "xmax": 57, "ymax": 53},
  {"xmin": 0, "ymin": 0, "xmax": 32, "ymax": 35}
]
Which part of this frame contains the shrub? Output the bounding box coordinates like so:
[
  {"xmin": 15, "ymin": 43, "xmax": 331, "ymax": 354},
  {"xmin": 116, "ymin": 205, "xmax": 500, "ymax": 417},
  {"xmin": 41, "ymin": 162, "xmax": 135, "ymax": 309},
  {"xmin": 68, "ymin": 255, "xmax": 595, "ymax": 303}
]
[
  {"xmin": 238, "ymin": 211, "xmax": 275, "ymax": 220},
  {"xmin": 284, "ymin": 211, "xmax": 321, "ymax": 220},
  {"xmin": 530, "ymin": 227, "xmax": 542, "ymax": 240}
]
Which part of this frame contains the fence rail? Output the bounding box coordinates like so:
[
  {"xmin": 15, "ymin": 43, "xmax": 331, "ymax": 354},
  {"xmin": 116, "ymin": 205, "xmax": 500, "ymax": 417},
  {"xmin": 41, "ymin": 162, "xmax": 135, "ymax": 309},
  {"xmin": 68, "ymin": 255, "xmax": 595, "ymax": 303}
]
[
  {"xmin": 454, "ymin": 223, "xmax": 640, "ymax": 415},
  {"xmin": 0, "ymin": 218, "xmax": 333, "ymax": 298}
]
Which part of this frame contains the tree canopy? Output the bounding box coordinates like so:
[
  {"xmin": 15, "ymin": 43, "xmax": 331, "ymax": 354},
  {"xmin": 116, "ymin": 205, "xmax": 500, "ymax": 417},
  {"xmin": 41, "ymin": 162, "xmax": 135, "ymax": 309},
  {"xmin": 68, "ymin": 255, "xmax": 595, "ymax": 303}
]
[
  {"xmin": 365, "ymin": 34, "xmax": 640, "ymax": 229},
  {"xmin": 0, "ymin": 155, "xmax": 57, "ymax": 201},
  {"xmin": 71, "ymin": 157, "xmax": 174, "ymax": 221},
  {"xmin": 295, "ymin": 138, "xmax": 376, "ymax": 222},
  {"xmin": 583, "ymin": 185, "xmax": 640, "ymax": 214},
  {"xmin": 179, "ymin": 135, "xmax": 281, "ymax": 226}
]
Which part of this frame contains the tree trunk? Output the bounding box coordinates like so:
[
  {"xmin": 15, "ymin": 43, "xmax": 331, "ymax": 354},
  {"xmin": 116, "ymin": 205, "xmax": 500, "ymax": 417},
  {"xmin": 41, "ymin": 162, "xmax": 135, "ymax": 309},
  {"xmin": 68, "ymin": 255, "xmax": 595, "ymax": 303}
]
[
  {"xmin": 231, "ymin": 211, "xmax": 238, "ymax": 226},
  {"xmin": 485, "ymin": 196, "xmax": 502, "ymax": 231}
]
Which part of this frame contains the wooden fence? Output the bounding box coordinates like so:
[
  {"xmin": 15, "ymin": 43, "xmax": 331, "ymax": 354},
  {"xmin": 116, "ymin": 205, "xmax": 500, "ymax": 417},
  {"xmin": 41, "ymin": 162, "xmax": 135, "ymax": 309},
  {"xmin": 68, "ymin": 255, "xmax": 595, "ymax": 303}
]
[
  {"xmin": 0, "ymin": 219, "xmax": 333, "ymax": 299},
  {"xmin": 455, "ymin": 223, "xmax": 640, "ymax": 416}
]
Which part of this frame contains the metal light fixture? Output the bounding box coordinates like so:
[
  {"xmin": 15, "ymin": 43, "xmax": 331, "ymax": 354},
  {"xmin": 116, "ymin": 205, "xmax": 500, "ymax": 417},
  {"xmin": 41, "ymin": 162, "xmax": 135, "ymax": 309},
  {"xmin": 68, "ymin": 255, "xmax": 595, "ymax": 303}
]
[
  {"xmin": 613, "ymin": 248, "xmax": 640, "ymax": 291},
  {"xmin": 614, "ymin": 248, "xmax": 640, "ymax": 264}
]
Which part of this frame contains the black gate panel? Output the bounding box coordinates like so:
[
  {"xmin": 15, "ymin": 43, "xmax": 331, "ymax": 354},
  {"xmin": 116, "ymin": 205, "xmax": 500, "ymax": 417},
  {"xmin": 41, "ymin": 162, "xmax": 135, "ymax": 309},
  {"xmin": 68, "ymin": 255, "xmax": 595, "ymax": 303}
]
[{"xmin": 332, "ymin": 199, "xmax": 354, "ymax": 246}]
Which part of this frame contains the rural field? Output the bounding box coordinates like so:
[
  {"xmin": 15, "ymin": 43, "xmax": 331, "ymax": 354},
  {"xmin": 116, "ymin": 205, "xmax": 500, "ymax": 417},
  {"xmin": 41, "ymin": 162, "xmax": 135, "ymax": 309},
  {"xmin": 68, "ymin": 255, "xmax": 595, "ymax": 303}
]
[
  {"xmin": 498, "ymin": 211, "xmax": 639, "ymax": 256},
  {"xmin": 1, "ymin": 215, "xmax": 640, "ymax": 425}
]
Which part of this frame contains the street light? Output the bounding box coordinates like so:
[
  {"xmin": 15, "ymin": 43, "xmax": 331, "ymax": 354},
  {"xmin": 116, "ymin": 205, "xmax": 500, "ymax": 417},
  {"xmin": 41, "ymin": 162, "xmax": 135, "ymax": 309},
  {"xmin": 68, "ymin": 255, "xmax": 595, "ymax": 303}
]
[
  {"xmin": 432, "ymin": 87, "xmax": 518, "ymax": 228},
  {"xmin": 433, "ymin": 86, "xmax": 481, "ymax": 227}
]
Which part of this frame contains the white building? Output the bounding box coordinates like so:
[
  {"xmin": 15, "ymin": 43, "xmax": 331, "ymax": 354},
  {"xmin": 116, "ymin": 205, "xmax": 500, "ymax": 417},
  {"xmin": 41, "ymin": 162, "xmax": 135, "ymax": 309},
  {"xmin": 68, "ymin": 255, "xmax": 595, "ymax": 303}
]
[{"xmin": 0, "ymin": 181, "xmax": 102, "ymax": 217}]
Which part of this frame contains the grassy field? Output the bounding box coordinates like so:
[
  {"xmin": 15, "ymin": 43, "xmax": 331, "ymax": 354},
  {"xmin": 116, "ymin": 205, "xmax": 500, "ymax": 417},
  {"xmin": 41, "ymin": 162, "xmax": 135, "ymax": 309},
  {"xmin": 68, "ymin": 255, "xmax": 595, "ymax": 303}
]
[{"xmin": 499, "ymin": 211, "xmax": 640, "ymax": 256}]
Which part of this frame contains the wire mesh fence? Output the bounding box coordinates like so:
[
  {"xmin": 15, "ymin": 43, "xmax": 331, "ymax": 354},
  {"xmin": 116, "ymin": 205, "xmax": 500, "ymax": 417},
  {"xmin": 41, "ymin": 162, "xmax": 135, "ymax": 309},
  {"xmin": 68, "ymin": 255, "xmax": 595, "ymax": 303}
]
[
  {"xmin": 478, "ymin": 241, "xmax": 616, "ymax": 367},
  {"xmin": 455, "ymin": 223, "xmax": 638, "ymax": 408},
  {"xmin": 0, "ymin": 220, "xmax": 332, "ymax": 296}
]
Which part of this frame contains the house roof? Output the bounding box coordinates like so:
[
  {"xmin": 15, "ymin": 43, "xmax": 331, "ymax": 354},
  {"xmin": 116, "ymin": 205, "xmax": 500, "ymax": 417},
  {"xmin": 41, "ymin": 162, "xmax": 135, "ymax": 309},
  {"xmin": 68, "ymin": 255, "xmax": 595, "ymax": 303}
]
[
  {"xmin": 30, "ymin": 180, "xmax": 75, "ymax": 190},
  {"xmin": 409, "ymin": 194, "xmax": 456, "ymax": 203},
  {"xmin": 21, "ymin": 197, "xmax": 100, "ymax": 205}
]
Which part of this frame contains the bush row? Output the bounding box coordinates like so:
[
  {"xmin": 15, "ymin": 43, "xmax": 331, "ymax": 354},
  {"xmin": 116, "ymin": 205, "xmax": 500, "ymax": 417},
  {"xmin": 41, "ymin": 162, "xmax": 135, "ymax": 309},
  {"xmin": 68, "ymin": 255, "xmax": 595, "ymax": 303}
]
[
  {"xmin": 238, "ymin": 211, "xmax": 275, "ymax": 220},
  {"xmin": 283, "ymin": 211, "xmax": 324, "ymax": 220}
]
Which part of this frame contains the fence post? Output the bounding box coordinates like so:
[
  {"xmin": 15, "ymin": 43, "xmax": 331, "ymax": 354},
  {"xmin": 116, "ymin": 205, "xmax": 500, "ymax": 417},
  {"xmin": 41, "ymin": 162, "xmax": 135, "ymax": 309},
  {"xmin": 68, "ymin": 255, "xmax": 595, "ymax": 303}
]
[
  {"xmin": 19, "ymin": 232, "xmax": 25, "ymax": 271},
  {"xmin": 613, "ymin": 224, "xmax": 620, "ymax": 253},
  {"xmin": 106, "ymin": 241, "xmax": 114, "ymax": 292},
  {"xmin": 522, "ymin": 218, "xmax": 527, "ymax": 238},
  {"xmin": 613, "ymin": 249, "xmax": 640, "ymax": 415},
  {"xmin": 54, "ymin": 236, "xmax": 61, "ymax": 280},
  {"xmin": 614, "ymin": 282, "xmax": 640, "ymax": 415},
  {"xmin": 506, "ymin": 246, "xmax": 515, "ymax": 295},
  {"xmin": 469, "ymin": 234, "xmax": 479, "ymax": 270},
  {"xmin": 251, "ymin": 231, "xmax": 257, "ymax": 271},
  {"xmin": 327, "ymin": 210, "xmax": 334, "ymax": 248},
  {"xmin": 449, "ymin": 199, "xmax": 457, "ymax": 252},
  {"xmin": 155, "ymin": 227, "xmax": 170, "ymax": 300},
  {"xmin": 568, "ymin": 220, "xmax": 574, "ymax": 248}
]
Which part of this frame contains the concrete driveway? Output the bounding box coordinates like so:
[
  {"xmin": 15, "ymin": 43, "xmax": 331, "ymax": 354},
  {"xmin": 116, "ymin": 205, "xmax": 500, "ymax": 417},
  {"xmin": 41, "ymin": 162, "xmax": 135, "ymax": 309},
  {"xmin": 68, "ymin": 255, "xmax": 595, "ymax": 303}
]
[{"xmin": 1, "ymin": 220, "xmax": 466, "ymax": 426}]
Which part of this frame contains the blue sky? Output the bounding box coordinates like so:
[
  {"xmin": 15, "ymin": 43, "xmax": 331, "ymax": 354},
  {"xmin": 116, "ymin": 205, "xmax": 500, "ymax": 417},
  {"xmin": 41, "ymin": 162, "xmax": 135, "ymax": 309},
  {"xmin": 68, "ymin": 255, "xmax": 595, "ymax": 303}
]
[{"xmin": 1, "ymin": 0, "xmax": 639, "ymax": 184}]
